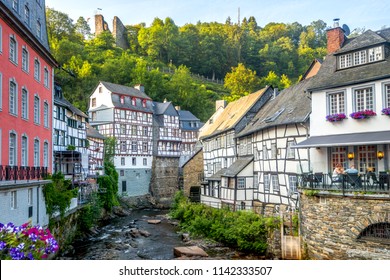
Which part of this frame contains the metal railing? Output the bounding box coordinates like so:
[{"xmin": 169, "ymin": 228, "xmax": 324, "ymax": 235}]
[
  {"xmin": 298, "ymin": 172, "xmax": 390, "ymax": 194},
  {"xmin": 0, "ymin": 165, "xmax": 48, "ymax": 183}
]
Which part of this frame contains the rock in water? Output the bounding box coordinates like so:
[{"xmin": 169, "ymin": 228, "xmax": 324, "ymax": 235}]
[{"xmin": 174, "ymin": 246, "xmax": 209, "ymax": 258}]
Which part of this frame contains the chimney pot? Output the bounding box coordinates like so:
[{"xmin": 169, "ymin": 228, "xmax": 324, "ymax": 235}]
[{"xmin": 134, "ymin": 84, "xmax": 145, "ymax": 93}]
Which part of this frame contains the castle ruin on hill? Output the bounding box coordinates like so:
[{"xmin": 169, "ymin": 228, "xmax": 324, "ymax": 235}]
[{"xmin": 95, "ymin": 14, "xmax": 130, "ymax": 50}]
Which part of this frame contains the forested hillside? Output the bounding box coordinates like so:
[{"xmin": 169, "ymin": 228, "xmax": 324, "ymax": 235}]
[{"xmin": 46, "ymin": 8, "xmax": 329, "ymax": 121}]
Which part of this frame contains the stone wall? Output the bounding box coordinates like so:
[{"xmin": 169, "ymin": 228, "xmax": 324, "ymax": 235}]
[
  {"xmin": 95, "ymin": 14, "xmax": 110, "ymax": 36},
  {"xmin": 113, "ymin": 16, "xmax": 130, "ymax": 50},
  {"xmin": 182, "ymin": 150, "xmax": 203, "ymax": 197},
  {"xmin": 150, "ymin": 157, "xmax": 180, "ymax": 208},
  {"xmin": 300, "ymin": 192, "xmax": 390, "ymax": 260}
]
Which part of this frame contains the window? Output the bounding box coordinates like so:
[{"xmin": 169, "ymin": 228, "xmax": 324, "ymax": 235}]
[
  {"xmin": 120, "ymin": 110, "xmax": 125, "ymax": 118},
  {"xmin": 330, "ymin": 147, "xmax": 346, "ymax": 170},
  {"xmin": 121, "ymin": 157, "xmax": 125, "ymax": 166},
  {"xmin": 98, "ymin": 86, "xmax": 103, "ymax": 93},
  {"xmin": 132, "ymin": 157, "xmax": 136, "ymax": 166},
  {"xmin": 120, "ymin": 170, "xmax": 124, "ymax": 176},
  {"xmin": 131, "ymin": 98, "xmax": 136, "ymax": 106},
  {"xmin": 131, "ymin": 125, "xmax": 137, "ymax": 136},
  {"xmin": 34, "ymin": 59, "xmax": 40, "ymax": 81},
  {"xmin": 120, "ymin": 124, "xmax": 126, "ymax": 134},
  {"xmin": 271, "ymin": 175, "xmax": 280, "ymax": 192},
  {"xmin": 131, "ymin": 141, "xmax": 137, "ymax": 153},
  {"xmin": 22, "ymin": 47, "xmax": 29, "ymax": 72},
  {"xmin": 328, "ymin": 91, "xmax": 345, "ymax": 114},
  {"xmin": 44, "ymin": 68, "xmax": 49, "ymax": 87},
  {"xmin": 143, "ymin": 126, "xmax": 148, "ymax": 136},
  {"xmin": 142, "ymin": 100, "xmax": 146, "ymax": 108},
  {"xmin": 91, "ymin": 98, "xmax": 96, "ymax": 107},
  {"xmin": 263, "ymin": 145, "xmax": 268, "ymax": 160},
  {"xmin": 28, "ymin": 188, "xmax": 33, "ymax": 205},
  {"xmin": 12, "ymin": 0, "xmax": 19, "ymax": 12},
  {"xmin": 36, "ymin": 20, "xmax": 42, "ymax": 39},
  {"xmin": 358, "ymin": 145, "xmax": 376, "ymax": 173},
  {"xmin": 21, "ymin": 135, "xmax": 27, "ymax": 166},
  {"xmin": 34, "ymin": 139, "xmax": 39, "ymax": 166},
  {"xmin": 271, "ymin": 143, "xmax": 277, "ymax": 159},
  {"xmin": 120, "ymin": 140, "xmax": 126, "ymax": 152},
  {"xmin": 43, "ymin": 142, "xmax": 48, "ymax": 167},
  {"xmin": 354, "ymin": 87, "xmax": 374, "ymax": 111},
  {"xmin": 286, "ymin": 141, "xmax": 296, "ymax": 159},
  {"xmin": 9, "ymin": 36, "xmax": 17, "ymax": 63},
  {"xmin": 143, "ymin": 158, "xmax": 147, "ymax": 166},
  {"xmin": 0, "ymin": 25, "xmax": 2, "ymax": 53},
  {"xmin": 9, "ymin": 80, "xmax": 17, "ymax": 115},
  {"xmin": 339, "ymin": 46, "xmax": 383, "ymax": 69},
  {"xmin": 43, "ymin": 102, "xmax": 49, "ymax": 127},
  {"xmin": 142, "ymin": 142, "xmax": 148, "ymax": 153},
  {"xmin": 120, "ymin": 96, "xmax": 124, "ymax": 104},
  {"xmin": 237, "ymin": 178, "xmax": 246, "ymax": 189},
  {"xmin": 9, "ymin": 132, "xmax": 17, "ymax": 166},
  {"xmin": 264, "ymin": 174, "xmax": 270, "ymax": 192},
  {"xmin": 34, "ymin": 96, "xmax": 40, "ymax": 124},
  {"xmin": 288, "ymin": 176, "xmax": 298, "ymax": 195},
  {"xmin": 11, "ymin": 191, "xmax": 17, "ymax": 210},
  {"xmin": 384, "ymin": 84, "xmax": 390, "ymax": 108},
  {"xmin": 24, "ymin": 5, "xmax": 30, "ymax": 26}
]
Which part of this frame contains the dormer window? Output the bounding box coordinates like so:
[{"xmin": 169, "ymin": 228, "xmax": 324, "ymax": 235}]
[
  {"xmin": 120, "ymin": 96, "xmax": 124, "ymax": 104},
  {"xmin": 338, "ymin": 45, "xmax": 384, "ymax": 69},
  {"xmin": 131, "ymin": 98, "xmax": 136, "ymax": 106},
  {"xmin": 142, "ymin": 99, "xmax": 146, "ymax": 108}
]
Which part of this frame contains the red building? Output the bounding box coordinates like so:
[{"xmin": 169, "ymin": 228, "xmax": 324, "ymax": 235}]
[{"xmin": 0, "ymin": 1, "xmax": 57, "ymax": 226}]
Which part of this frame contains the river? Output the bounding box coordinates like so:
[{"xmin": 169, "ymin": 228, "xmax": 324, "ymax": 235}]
[{"xmin": 60, "ymin": 208, "xmax": 265, "ymax": 260}]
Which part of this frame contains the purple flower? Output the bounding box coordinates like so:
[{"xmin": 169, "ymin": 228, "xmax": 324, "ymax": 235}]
[
  {"xmin": 0, "ymin": 241, "xmax": 6, "ymax": 250},
  {"xmin": 326, "ymin": 113, "xmax": 347, "ymax": 122},
  {"xmin": 28, "ymin": 233, "xmax": 38, "ymax": 242},
  {"xmin": 9, "ymin": 247, "xmax": 25, "ymax": 260},
  {"xmin": 350, "ymin": 110, "xmax": 377, "ymax": 119},
  {"xmin": 382, "ymin": 107, "xmax": 390, "ymax": 115}
]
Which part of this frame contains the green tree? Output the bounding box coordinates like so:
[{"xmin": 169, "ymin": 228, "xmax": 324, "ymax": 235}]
[{"xmin": 224, "ymin": 63, "xmax": 261, "ymax": 101}]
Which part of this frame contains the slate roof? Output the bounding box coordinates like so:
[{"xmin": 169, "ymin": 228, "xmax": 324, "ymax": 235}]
[
  {"xmin": 86, "ymin": 123, "xmax": 106, "ymax": 140},
  {"xmin": 100, "ymin": 81, "xmax": 151, "ymax": 100},
  {"xmin": 54, "ymin": 91, "xmax": 88, "ymax": 118},
  {"xmin": 237, "ymin": 78, "xmax": 313, "ymax": 138},
  {"xmin": 207, "ymin": 156, "xmax": 253, "ymax": 180},
  {"xmin": 308, "ymin": 28, "xmax": 390, "ymax": 92},
  {"xmin": 178, "ymin": 110, "xmax": 200, "ymax": 121},
  {"xmin": 199, "ymin": 86, "xmax": 271, "ymax": 140}
]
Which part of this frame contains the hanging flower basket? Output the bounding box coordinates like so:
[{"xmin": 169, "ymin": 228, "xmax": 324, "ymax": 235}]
[
  {"xmin": 382, "ymin": 107, "xmax": 390, "ymax": 115},
  {"xmin": 326, "ymin": 113, "xmax": 347, "ymax": 122},
  {"xmin": 350, "ymin": 109, "xmax": 377, "ymax": 119}
]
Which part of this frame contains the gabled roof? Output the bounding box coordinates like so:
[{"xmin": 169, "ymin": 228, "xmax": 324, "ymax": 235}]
[
  {"xmin": 199, "ymin": 86, "xmax": 271, "ymax": 140},
  {"xmin": 54, "ymin": 91, "xmax": 88, "ymax": 118},
  {"xmin": 238, "ymin": 78, "xmax": 313, "ymax": 138},
  {"xmin": 178, "ymin": 110, "xmax": 200, "ymax": 121},
  {"xmin": 207, "ymin": 156, "xmax": 253, "ymax": 180},
  {"xmin": 86, "ymin": 123, "xmax": 106, "ymax": 140},
  {"xmin": 309, "ymin": 28, "xmax": 390, "ymax": 92},
  {"xmin": 152, "ymin": 101, "xmax": 172, "ymax": 115},
  {"xmin": 100, "ymin": 81, "xmax": 151, "ymax": 100}
]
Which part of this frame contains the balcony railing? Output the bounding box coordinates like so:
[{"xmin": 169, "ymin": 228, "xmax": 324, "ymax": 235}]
[
  {"xmin": 0, "ymin": 165, "xmax": 48, "ymax": 183},
  {"xmin": 298, "ymin": 172, "xmax": 390, "ymax": 194}
]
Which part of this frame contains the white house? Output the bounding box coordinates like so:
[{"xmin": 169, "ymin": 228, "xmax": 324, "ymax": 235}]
[{"xmin": 295, "ymin": 25, "xmax": 390, "ymax": 185}]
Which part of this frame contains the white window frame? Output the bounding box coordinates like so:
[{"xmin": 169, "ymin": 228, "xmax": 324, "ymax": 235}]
[
  {"xmin": 36, "ymin": 20, "xmax": 42, "ymax": 39},
  {"xmin": 24, "ymin": 4, "xmax": 30, "ymax": 26},
  {"xmin": 132, "ymin": 157, "xmax": 136, "ymax": 166},
  {"xmin": 9, "ymin": 80, "xmax": 17, "ymax": 115},
  {"xmin": 383, "ymin": 83, "xmax": 390, "ymax": 108},
  {"xmin": 121, "ymin": 157, "xmax": 125, "ymax": 166},
  {"xmin": 12, "ymin": 0, "xmax": 19, "ymax": 12},
  {"xmin": 287, "ymin": 141, "xmax": 296, "ymax": 159},
  {"xmin": 43, "ymin": 101, "xmax": 49, "ymax": 127},
  {"xmin": 22, "ymin": 47, "xmax": 29, "ymax": 72},
  {"xmin": 43, "ymin": 141, "xmax": 49, "ymax": 167},
  {"xmin": 271, "ymin": 174, "xmax": 280, "ymax": 192},
  {"xmin": 33, "ymin": 139, "xmax": 40, "ymax": 167},
  {"xmin": 21, "ymin": 135, "xmax": 28, "ymax": 166},
  {"xmin": 353, "ymin": 86, "xmax": 374, "ymax": 111},
  {"xmin": 34, "ymin": 95, "xmax": 40, "ymax": 124},
  {"xmin": 264, "ymin": 173, "xmax": 270, "ymax": 192},
  {"xmin": 44, "ymin": 67, "xmax": 49, "ymax": 88},
  {"xmin": 9, "ymin": 36, "xmax": 17, "ymax": 64},
  {"xmin": 34, "ymin": 58, "xmax": 40, "ymax": 81},
  {"xmin": 28, "ymin": 188, "xmax": 33, "ymax": 205},
  {"xmin": 131, "ymin": 141, "xmax": 137, "ymax": 153},
  {"xmin": 327, "ymin": 90, "xmax": 345, "ymax": 114},
  {"xmin": 120, "ymin": 140, "xmax": 127, "ymax": 152},
  {"xmin": 9, "ymin": 132, "xmax": 17, "ymax": 166},
  {"xmin": 11, "ymin": 191, "xmax": 17, "ymax": 210},
  {"xmin": 0, "ymin": 25, "xmax": 3, "ymax": 53},
  {"xmin": 288, "ymin": 175, "xmax": 298, "ymax": 195}
]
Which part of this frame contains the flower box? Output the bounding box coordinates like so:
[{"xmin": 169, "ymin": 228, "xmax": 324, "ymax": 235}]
[
  {"xmin": 350, "ymin": 110, "xmax": 377, "ymax": 119},
  {"xmin": 382, "ymin": 107, "xmax": 390, "ymax": 115},
  {"xmin": 326, "ymin": 113, "xmax": 347, "ymax": 122}
]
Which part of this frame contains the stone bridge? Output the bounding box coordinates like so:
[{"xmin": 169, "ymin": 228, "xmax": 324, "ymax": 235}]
[{"xmin": 300, "ymin": 192, "xmax": 390, "ymax": 260}]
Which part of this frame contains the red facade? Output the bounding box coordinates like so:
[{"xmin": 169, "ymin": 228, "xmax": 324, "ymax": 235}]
[{"xmin": 0, "ymin": 7, "xmax": 57, "ymax": 176}]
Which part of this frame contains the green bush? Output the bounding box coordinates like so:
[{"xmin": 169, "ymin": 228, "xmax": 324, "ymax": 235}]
[{"xmin": 169, "ymin": 191, "xmax": 280, "ymax": 255}]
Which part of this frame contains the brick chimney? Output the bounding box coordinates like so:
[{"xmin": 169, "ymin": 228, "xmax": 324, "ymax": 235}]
[{"xmin": 327, "ymin": 18, "xmax": 345, "ymax": 54}]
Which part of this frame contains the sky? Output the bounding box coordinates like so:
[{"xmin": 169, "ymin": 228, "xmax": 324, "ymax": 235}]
[{"xmin": 45, "ymin": 0, "xmax": 390, "ymax": 32}]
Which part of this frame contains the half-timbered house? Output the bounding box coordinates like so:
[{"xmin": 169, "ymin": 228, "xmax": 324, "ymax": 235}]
[
  {"xmin": 199, "ymin": 86, "xmax": 274, "ymax": 208},
  {"xmin": 88, "ymin": 82, "xmax": 153, "ymax": 196},
  {"xmin": 53, "ymin": 83, "xmax": 89, "ymax": 184},
  {"xmin": 178, "ymin": 109, "xmax": 202, "ymax": 167},
  {"xmin": 86, "ymin": 123, "xmax": 105, "ymax": 176}
]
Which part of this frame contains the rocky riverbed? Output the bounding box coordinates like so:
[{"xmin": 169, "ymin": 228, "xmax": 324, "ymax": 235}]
[{"xmin": 58, "ymin": 207, "xmax": 266, "ymax": 260}]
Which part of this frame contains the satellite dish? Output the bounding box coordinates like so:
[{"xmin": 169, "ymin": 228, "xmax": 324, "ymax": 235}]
[{"xmin": 342, "ymin": 24, "xmax": 351, "ymax": 36}]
